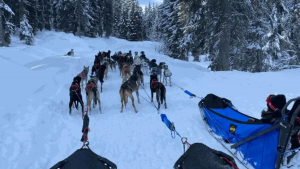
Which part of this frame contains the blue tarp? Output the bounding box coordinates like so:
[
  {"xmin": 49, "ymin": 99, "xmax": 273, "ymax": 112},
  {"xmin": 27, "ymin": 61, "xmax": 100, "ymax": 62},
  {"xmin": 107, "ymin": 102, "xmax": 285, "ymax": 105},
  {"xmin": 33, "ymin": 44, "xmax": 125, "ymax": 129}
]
[{"xmin": 200, "ymin": 105, "xmax": 279, "ymax": 169}]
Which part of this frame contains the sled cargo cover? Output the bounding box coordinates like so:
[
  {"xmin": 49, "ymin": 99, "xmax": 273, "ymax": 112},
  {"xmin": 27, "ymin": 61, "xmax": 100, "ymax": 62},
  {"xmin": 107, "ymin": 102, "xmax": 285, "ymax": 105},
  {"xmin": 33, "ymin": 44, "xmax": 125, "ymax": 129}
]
[
  {"xmin": 50, "ymin": 148, "xmax": 117, "ymax": 169},
  {"xmin": 174, "ymin": 143, "xmax": 237, "ymax": 169},
  {"xmin": 199, "ymin": 94, "xmax": 279, "ymax": 169}
]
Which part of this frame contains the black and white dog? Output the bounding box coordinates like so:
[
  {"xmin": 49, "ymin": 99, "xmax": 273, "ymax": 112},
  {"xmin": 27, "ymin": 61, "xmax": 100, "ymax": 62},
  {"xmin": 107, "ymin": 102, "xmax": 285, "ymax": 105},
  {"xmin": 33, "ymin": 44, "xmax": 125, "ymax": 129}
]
[
  {"xmin": 65, "ymin": 49, "xmax": 74, "ymax": 56},
  {"xmin": 69, "ymin": 76, "xmax": 84, "ymax": 115}
]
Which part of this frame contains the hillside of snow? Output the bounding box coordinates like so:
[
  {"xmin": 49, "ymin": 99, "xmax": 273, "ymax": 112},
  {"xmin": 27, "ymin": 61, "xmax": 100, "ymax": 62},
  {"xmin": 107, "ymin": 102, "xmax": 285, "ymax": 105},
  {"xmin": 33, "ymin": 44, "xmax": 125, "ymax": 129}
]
[{"xmin": 1, "ymin": 31, "xmax": 300, "ymax": 169}]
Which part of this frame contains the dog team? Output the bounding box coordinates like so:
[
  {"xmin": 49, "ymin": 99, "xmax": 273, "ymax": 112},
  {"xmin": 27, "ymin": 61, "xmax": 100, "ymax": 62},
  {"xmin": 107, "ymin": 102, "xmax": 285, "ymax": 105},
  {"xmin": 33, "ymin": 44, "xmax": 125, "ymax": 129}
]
[{"xmin": 69, "ymin": 49, "xmax": 173, "ymax": 115}]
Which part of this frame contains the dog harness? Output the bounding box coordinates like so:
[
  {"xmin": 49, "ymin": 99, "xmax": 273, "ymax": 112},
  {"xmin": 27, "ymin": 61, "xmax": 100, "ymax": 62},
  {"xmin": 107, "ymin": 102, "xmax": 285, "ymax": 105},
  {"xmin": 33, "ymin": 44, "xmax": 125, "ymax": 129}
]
[
  {"xmin": 124, "ymin": 66, "xmax": 130, "ymax": 72},
  {"xmin": 142, "ymin": 62, "xmax": 148, "ymax": 67},
  {"xmin": 151, "ymin": 80, "xmax": 162, "ymax": 89},
  {"xmin": 79, "ymin": 72, "xmax": 86, "ymax": 78},
  {"xmin": 71, "ymin": 83, "xmax": 80, "ymax": 92},
  {"xmin": 164, "ymin": 72, "xmax": 172, "ymax": 77},
  {"xmin": 86, "ymin": 82, "xmax": 96, "ymax": 94}
]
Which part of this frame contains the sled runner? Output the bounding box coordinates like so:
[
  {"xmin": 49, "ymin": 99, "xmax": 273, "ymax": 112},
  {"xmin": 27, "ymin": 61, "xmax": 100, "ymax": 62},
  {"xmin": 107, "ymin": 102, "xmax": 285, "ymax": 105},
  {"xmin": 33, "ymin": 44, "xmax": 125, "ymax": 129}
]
[{"xmin": 198, "ymin": 94, "xmax": 300, "ymax": 169}]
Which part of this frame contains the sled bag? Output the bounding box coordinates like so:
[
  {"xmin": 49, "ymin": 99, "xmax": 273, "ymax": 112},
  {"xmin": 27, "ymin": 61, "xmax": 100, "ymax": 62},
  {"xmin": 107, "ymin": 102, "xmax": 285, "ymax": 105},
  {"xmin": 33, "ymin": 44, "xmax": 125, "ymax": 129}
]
[
  {"xmin": 174, "ymin": 143, "xmax": 238, "ymax": 169},
  {"xmin": 50, "ymin": 148, "xmax": 117, "ymax": 169}
]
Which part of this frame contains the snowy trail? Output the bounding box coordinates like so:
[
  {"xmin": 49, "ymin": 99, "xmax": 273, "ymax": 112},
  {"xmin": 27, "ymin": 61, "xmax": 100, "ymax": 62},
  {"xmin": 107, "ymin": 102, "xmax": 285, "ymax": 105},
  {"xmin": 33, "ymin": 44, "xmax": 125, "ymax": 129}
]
[{"xmin": 1, "ymin": 31, "xmax": 300, "ymax": 169}]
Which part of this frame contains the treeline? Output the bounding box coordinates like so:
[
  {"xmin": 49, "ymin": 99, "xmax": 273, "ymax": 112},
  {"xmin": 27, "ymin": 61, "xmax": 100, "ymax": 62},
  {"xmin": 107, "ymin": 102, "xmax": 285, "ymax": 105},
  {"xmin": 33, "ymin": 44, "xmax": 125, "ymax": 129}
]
[
  {"xmin": 2, "ymin": 0, "xmax": 300, "ymax": 72},
  {"xmin": 0, "ymin": 0, "xmax": 158, "ymax": 45},
  {"xmin": 158, "ymin": 0, "xmax": 300, "ymax": 72}
]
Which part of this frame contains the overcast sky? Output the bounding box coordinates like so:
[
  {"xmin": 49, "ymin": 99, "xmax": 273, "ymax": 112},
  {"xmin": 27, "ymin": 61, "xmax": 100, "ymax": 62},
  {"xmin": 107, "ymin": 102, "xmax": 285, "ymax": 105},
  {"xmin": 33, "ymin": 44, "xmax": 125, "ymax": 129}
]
[{"xmin": 138, "ymin": 0, "xmax": 163, "ymax": 6}]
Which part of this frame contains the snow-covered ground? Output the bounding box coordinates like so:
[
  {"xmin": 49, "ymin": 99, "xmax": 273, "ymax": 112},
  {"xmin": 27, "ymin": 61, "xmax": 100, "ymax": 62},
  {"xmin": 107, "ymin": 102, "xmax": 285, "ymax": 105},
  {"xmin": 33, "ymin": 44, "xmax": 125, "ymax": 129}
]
[{"xmin": 1, "ymin": 31, "xmax": 300, "ymax": 169}]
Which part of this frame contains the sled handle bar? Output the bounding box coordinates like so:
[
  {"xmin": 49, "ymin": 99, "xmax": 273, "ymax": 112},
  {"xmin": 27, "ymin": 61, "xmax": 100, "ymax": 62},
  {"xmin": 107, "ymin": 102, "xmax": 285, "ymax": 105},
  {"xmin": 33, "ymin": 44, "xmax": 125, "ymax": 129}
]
[
  {"xmin": 281, "ymin": 97, "xmax": 300, "ymax": 118},
  {"xmin": 289, "ymin": 100, "xmax": 300, "ymax": 126}
]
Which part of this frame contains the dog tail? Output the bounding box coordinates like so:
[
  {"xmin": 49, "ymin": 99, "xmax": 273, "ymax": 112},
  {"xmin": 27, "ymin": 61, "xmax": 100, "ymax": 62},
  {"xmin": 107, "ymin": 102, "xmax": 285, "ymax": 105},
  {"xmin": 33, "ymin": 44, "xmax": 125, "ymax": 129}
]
[
  {"xmin": 160, "ymin": 86, "xmax": 165, "ymax": 104},
  {"xmin": 120, "ymin": 88, "xmax": 124, "ymax": 105},
  {"xmin": 93, "ymin": 90, "xmax": 97, "ymax": 106}
]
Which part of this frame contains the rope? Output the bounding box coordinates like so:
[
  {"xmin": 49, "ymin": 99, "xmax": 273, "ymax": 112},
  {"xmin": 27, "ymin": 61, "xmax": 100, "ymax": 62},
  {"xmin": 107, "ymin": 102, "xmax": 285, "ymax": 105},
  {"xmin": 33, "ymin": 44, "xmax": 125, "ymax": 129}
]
[
  {"xmin": 80, "ymin": 111, "xmax": 90, "ymax": 149},
  {"xmin": 81, "ymin": 127, "xmax": 90, "ymax": 148},
  {"xmin": 126, "ymin": 84, "xmax": 159, "ymax": 111},
  {"xmin": 74, "ymin": 91, "xmax": 88, "ymax": 119},
  {"xmin": 171, "ymin": 81, "xmax": 202, "ymax": 99},
  {"xmin": 171, "ymin": 82, "xmax": 184, "ymax": 91},
  {"xmin": 125, "ymin": 76, "xmax": 202, "ymax": 153}
]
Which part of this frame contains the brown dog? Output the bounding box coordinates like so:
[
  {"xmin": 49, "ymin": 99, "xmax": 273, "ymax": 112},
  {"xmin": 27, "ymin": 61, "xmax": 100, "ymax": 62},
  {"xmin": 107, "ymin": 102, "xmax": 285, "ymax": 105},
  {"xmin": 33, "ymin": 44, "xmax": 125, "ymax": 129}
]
[
  {"xmin": 102, "ymin": 60, "xmax": 109, "ymax": 79},
  {"xmin": 77, "ymin": 66, "xmax": 89, "ymax": 90},
  {"xmin": 85, "ymin": 76, "xmax": 101, "ymax": 114},
  {"xmin": 119, "ymin": 74, "xmax": 140, "ymax": 113},
  {"xmin": 122, "ymin": 63, "xmax": 131, "ymax": 84}
]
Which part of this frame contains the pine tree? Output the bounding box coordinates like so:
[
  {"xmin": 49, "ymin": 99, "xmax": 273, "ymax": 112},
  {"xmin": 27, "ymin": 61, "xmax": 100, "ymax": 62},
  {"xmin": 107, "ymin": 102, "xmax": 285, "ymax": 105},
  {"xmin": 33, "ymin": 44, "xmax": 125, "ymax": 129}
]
[
  {"xmin": 97, "ymin": 0, "xmax": 104, "ymax": 37},
  {"xmin": 289, "ymin": 0, "xmax": 300, "ymax": 63},
  {"xmin": 160, "ymin": 0, "xmax": 184, "ymax": 59},
  {"xmin": 1, "ymin": 0, "xmax": 15, "ymax": 46},
  {"xmin": 54, "ymin": 0, "xmax": 74, "ymax": 33},
  {"xmin": 74, "ymin": 0, "xmax": 92, "ymax": 37},
  {"xmin": 118, "ymin": 0, "xmax": 130, "ymax": 39},
  {"xmin": 112, "ymin": 0, "xmax": 122, "ymax": 37},
  {"xmin": 149, "ymin": 5, "xmax": 161, "ymax": 41},
  {"xmin": 128, "ymin": 2, "xmax": 137, "ymax": 41},
  {"xmin": 88, "ymin": 0, "xmax": 100, "ymax": 37},
  {"xmin": 134, "ymin": 4, "xmax": 143, "ymax": 40},
  {"xmin": 103, "ymin": 0, "xmax": 113, "ymax": 37},
  {"xmin": 19, "ymin": 14, "xmax": 34, "ymax": 45}
]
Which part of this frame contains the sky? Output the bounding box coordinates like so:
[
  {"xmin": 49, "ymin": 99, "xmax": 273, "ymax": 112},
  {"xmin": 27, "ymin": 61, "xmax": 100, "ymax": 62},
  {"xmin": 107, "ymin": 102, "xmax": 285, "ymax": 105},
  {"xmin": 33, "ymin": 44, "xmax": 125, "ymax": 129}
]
[{"xmin": 138, "ymin": 0, "xmax": 163, "ymax": 6}]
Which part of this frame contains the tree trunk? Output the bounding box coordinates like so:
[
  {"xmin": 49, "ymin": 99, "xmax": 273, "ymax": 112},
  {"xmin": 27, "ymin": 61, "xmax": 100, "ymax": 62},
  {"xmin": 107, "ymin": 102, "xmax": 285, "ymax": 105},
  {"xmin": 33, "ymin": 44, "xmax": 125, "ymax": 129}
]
[
  {"xmin": 217, "ymin": 0, "xmax": 231, "ymax": 71},
  {"xmin": 0, "ymin": 10, "xmax": 7, "ymax": 47},
  {"xmin": 193, "ymin": 55, "xmax": 200, "ymax": 62}
]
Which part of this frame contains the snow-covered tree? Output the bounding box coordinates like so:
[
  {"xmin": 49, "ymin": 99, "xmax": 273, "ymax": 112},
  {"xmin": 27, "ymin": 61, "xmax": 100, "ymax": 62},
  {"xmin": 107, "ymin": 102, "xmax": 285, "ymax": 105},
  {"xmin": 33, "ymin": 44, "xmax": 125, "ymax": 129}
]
[
  {"xmin": 19, "ymin": 14, "xmax": 34, "ymax": 45},
  {"xmin": 0, "ymin": 0, "xmax": 14, "ymax": 46}
]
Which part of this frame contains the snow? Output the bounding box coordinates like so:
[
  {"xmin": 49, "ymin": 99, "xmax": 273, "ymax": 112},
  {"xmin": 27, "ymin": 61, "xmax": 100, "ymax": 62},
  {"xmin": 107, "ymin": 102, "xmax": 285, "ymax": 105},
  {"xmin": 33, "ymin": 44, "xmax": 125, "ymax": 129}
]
[
  {"xmin": 0, "ymin": 3, "xmax": 15, "ymax": 15},
  {"xmin": 1, "ymin": 31, "xmax": 300, "ymax": 169}
]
